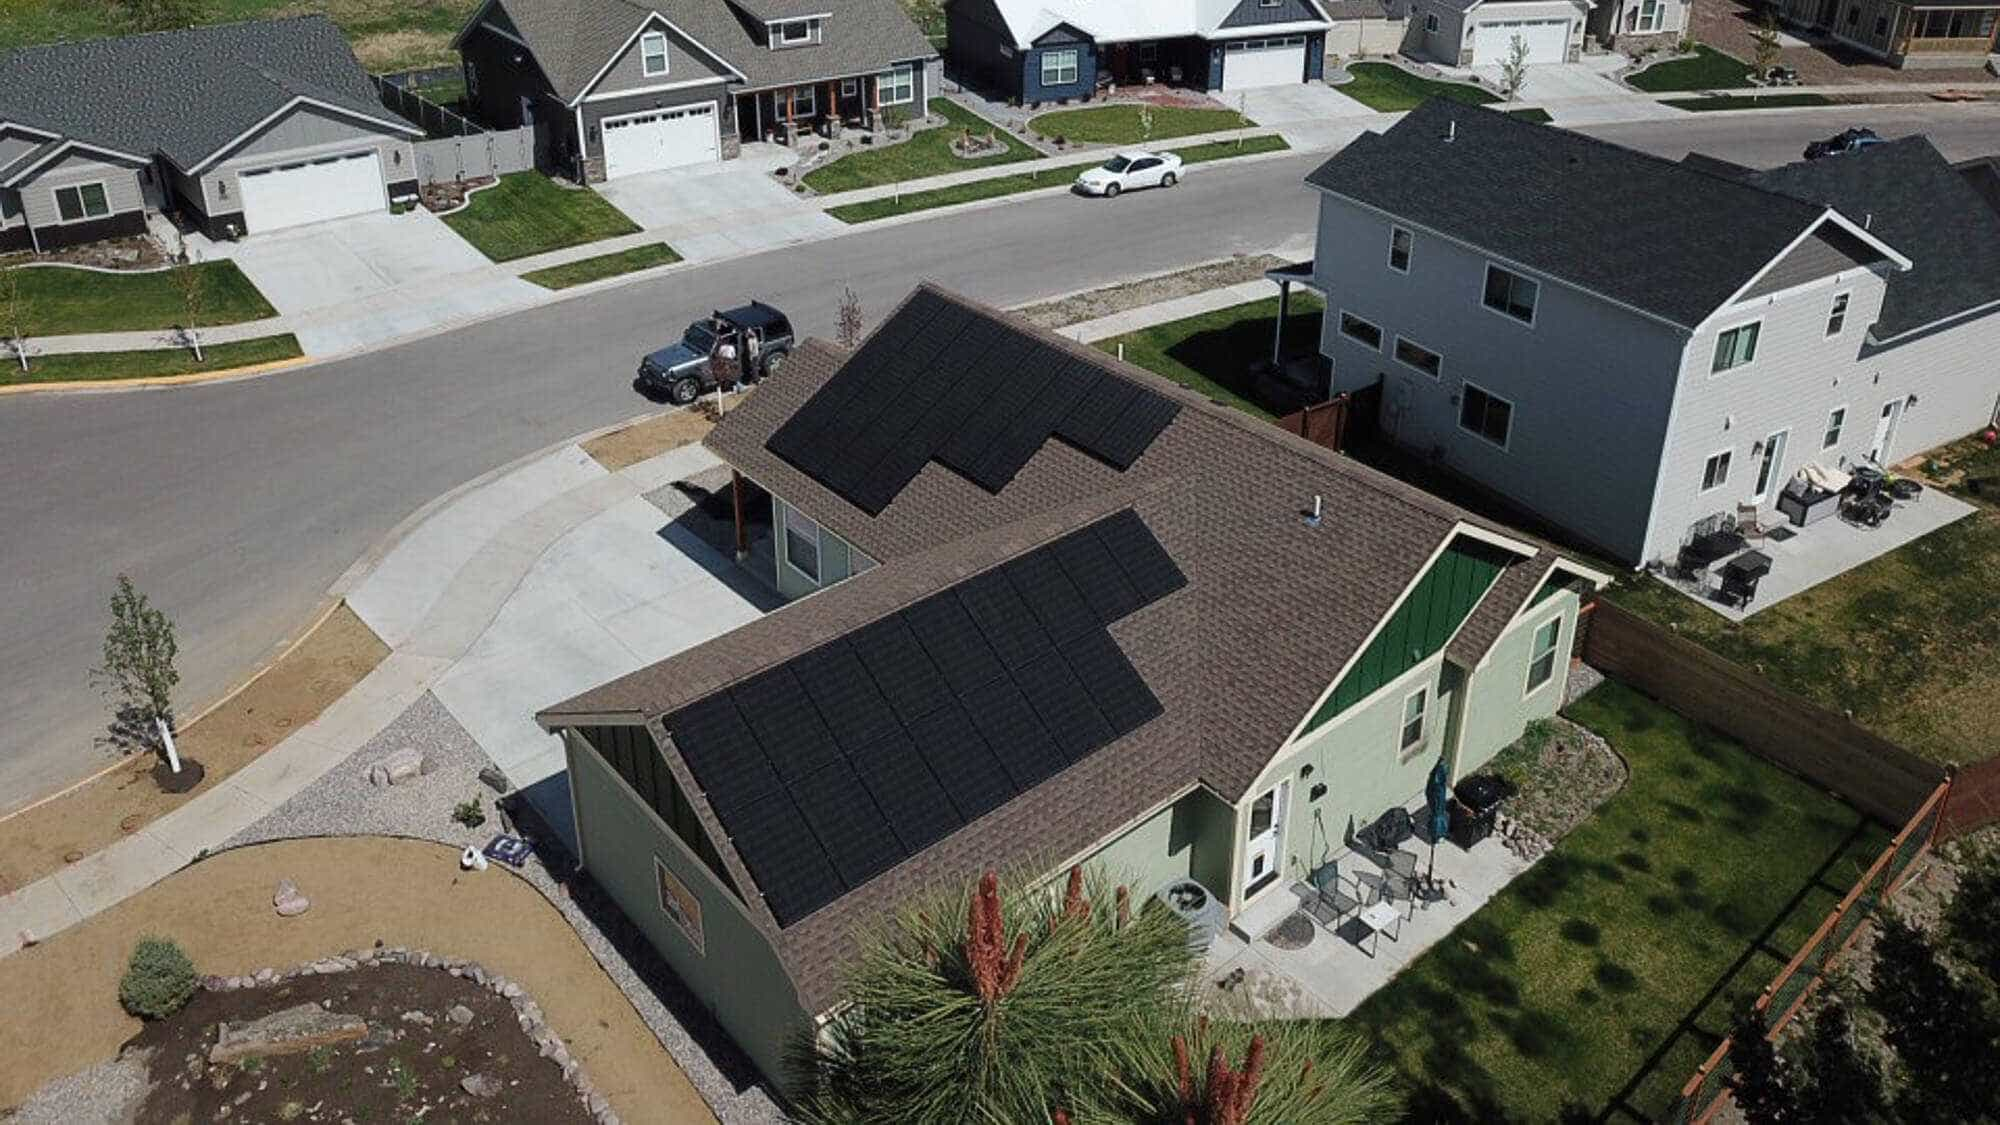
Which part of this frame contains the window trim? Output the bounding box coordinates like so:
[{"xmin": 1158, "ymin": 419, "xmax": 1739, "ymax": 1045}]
[
  {"xmin": 1041, "ymin": 47, "xmax": 1080, "ymax": 87},
  {"xmin": 840, "ymin": 77, "xmax": 859, "ymax": 97},
  {"xmin": 788, "ymin": 83, "xmax": 817, "ymax": 117},
  {"xmin": 1700, "ymin": 448, "xmax": 1733, "ymax": 493},
  {"xmin": 1337, "ymin": 309, "xmax": 1384, "ymax": 351},
  {"xmin": 1481, "ymin": 262, "xmax": 1539, "ymax": 327},
  {"xmin": 1524, "ymin": 615, "xmax": 1562, "ymax": 697},
  {"xmin": 1826, "ymin": 291, "xmax": 1849, "ymax": 337},
  {"xmin": 877, "ymin": 62, "xmax": 915, "ymax": 106},
  {"xmin": 1398, "ymin": 686, "xmax": 1429, "ymax": 758},
  {"xmin": 1823, "ymin": 405, "xmax": 1847, "ymax": 450},
  {"xmin": 639, "ymin": 30, "xmax": 670, "ymax": 77},
  {"xmin": 782, "ymin": 502, "xmax": 823, "ymax": 583},
  {"xmin": 1393, "ymin": 334, "xmax": 1443, "ymax": 379},
  {"xmin": 1425, "ymin": 11, "xmax": 1441, "ymax": 32},
  {"xmin": 52, "ymin": 180, "xmax": 111, "ymax": 223},
  {"xmin": 1388, "ymin": 224, "xmax": 1413, "ymax": 273},
  {"xmin": 1457, "ymin": 380, "xmax": 1514, "ymax": 450},
  {"xmin": 1710, "ymin": 320, "xmax": 1761, "ymax": 374},
  {"xmin": 777, "ymin": 19, "xmax": 814, "ymax": 44}
]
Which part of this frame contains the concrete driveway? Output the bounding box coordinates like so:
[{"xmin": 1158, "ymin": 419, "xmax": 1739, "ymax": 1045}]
[
  {"xmin": 207, "ymin": 209, "xmax": 541, "ymax": 355},
  {"xmin": 1239, "ymin": 82, "xmax": 1382, "ymax": 149},
  {"xmin": 596, "ymin": 150, "xmax": 843, "ymax": 262},
  {"xmin": 1460, "ymin": 58, "xmax": 1683, "ymax": 125}
]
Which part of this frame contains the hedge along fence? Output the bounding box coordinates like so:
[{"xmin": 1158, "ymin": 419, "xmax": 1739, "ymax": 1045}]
[{"xmin": 1662, "ymin": 779, "xmax": 1950, "ymax": 1125}]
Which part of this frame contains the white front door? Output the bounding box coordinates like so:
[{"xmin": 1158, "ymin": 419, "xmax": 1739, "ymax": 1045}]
[
  {"xmin": 601, "ymin": 102, "xmax": 721, "ymax": 179},
  {"xmin": 1221, "ymin": 36, "xmax": 1308, "ymax": 90},
  {"xmin": 1869, "ymin": 399, "xmax": 1903, "ymax": 464},
  {"xmin": 1752, "ymin": 429, "xmax": 1789, "ymax": 503},
  {"xmin": 1470, "ymin": 18, "xmax": 1571, "ymax": 65},
  {"xmin": 1242, "ymin": 780, "xmax": 1288, "ymax": 897},
  {"xmin": 237, "ymin": 151, "xmax": 387, "ymax": 234}
]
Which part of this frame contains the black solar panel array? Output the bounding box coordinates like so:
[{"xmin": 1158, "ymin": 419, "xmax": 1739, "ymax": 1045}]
[
  {"xmin": 662, "ymin": 510, "xmax": 1188, "ymax": 926},
  {"xmin": 765, "ymin": 288, "xmax": 1180, "ymax": 515}
]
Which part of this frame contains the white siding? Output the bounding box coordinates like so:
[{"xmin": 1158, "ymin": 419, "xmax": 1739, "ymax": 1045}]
[{"xmin": 195, "ymin": 104, "xmax": 414, "ymax": 218}]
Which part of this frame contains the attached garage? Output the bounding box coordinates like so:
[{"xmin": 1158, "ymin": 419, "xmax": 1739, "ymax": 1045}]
[
  {"xmin": 237, "ymin": 150, "xmax": 388, "ymax": 234},
  {"xmin": 1468, "ymin": 17, "xmax": 1573, "ymax": 65},
  {"xmin": 1220, "ymin": 35, "xmax": 1309, "ymax": 90},
  {"xmin": 602, "ymin": 103, "xmax": 721, "ymax": 179}
]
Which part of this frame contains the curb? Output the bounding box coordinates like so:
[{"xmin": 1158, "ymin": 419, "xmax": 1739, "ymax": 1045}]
[{"xmin": 0, "ymin": 354, "xmax": 309, "ymax": 397}]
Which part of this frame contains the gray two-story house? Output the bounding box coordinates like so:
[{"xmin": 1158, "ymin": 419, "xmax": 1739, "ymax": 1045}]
[{"xmin": 1303, "ymin": 100, "xmax": 2000, "ymax": 567}]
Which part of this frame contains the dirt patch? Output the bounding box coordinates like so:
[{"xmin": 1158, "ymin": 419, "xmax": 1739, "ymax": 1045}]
[
  {"xmin": 131, "ymin": 964, "xmax": 591, "ymax": 1124},
  {"xmin": 0, "ymin": 604, "xmax": 386, "ymax": 897},
  {"xmin": 0, "ymin": 837, "xmax": 713, "ymax": 1122},
  {"xmin": 581, "ymin": 408, "xmax": 720, "ymax": 472},
  {"xmin": 348, "ymin": 29, "xmax": 456, "ymax": 71},
  {"xmin": 1013, "ymin": 254, "xmax": 1289, "ymax": 329},
  {"xmin": 0, "ymin": 236, "xmax": 168, "ymax": 273},
  {"xmin": 1484, "ymin": 716, "xmax": 1628, "ymax": 850}
]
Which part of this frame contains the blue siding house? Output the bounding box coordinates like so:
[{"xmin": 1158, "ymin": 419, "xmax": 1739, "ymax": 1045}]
[{"xmin": 946, "ymin": 0, "xmax": 1331, "ymax": 104}]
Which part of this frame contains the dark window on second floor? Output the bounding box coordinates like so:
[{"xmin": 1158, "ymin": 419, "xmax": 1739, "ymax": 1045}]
[
  {"xmin": 1339, "ymin": 311, "xmax": 1383, "ymax": 350},
  {"xmin": 1389, "ymin": 226, "xmax": 1413, "ymax": 272},
  {"xmin": 1459, "ymin": 383, "xmax": 1513, "ymax": 448},
  {"xmin": 1483, "ymin": 264, "xmax": 1538, "ymax": 324}
]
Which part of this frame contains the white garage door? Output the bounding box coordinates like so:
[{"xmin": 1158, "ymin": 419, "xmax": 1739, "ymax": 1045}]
[
  {"xmin": 1469, "ymin": 18, "xmax": 1571, "ymax": 66},
  {"xmin": 602, "ymin": 103, "xmax": 721, "ymax": 179},
  {"xmin": 238, "ymin": 151, "xmax": 387, "ymax": 234},
  {"xmin": 1221, "ymin": 36, "xmax": 1308, "ymax": 90}
]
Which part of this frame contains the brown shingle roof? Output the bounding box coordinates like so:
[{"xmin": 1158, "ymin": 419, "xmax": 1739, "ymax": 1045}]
[{"xmin": 541, "ymin": 283, "xmax": 1577, "ymax": 1013}]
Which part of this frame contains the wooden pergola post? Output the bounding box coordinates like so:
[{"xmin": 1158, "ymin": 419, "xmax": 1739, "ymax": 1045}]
[
  {"xmin": 1272, "ymin": 279, "xmax": 1293, "ymax": 368},
  {"xmin": 731, "ymin": 472, "xmax": 749, "ymax": 560}
]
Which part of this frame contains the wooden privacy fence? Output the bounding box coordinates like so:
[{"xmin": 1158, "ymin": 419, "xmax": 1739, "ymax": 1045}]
[
  {"xmin": 1581, "ymin": 600, "xmax": 1945, "ymax": 826},
  {"xmin": 1277, "ymin": 383, "xmax": 1378, "ymax": 453},
  {"xmin": 412, "ymin": 129, "xmax": 536, "ymax": 186},
  {"xmin": 1663, "ymin": 780, "xmax": 1951, "ymax": 1125}
]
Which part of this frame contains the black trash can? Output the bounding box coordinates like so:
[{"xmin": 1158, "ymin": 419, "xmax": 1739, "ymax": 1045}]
[{"xmin": 1450, "ymin": 775, "xmax": 1506, "ymax": 850}]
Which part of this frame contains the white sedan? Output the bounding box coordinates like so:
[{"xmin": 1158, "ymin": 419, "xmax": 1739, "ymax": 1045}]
[{"xmin": 1074, "ymin": 151, "xmax": 1184, "ymax": 198}]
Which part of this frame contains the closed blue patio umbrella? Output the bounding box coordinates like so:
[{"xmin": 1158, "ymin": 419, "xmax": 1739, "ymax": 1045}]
[{"xmin": 1425, "ymin": 755, "xmax": 1452, "ymax": 883}]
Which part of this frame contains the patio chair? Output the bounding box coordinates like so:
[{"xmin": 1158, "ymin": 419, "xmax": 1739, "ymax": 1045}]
[{"xmin": 1303, "ymin": 861, "xmax": 1360, "ymax": 931}]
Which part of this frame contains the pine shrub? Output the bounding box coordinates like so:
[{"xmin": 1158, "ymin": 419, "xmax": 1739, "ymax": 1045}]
[{"xmin": 119, "ymin": 935, "xmax": 197, "ymax": 1019}]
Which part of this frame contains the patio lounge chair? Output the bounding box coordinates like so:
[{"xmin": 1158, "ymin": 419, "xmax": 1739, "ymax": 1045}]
[{"xmin": 1303, "ymin": 861, "xmax": 1360, "ymax": 930}]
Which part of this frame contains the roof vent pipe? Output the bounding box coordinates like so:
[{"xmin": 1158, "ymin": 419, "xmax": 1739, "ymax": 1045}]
[
  {"xmin": 1864, "ymin": 213, "xmax": 1873, "ymax": 229},
  {"xmin": 1304, "ymin": 494, "xmax": 1323, "ymax": 528},
  {"xmin": 1445, "ymin": 120, "xmax": 1457, "ymax": 143}
]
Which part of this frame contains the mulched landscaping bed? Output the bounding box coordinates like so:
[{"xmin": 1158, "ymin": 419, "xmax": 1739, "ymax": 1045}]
[
  {"xmin": 130, "ymin": 962, "xmax": 592, "ymax": 1124},
  {"xmin": 1484, "ymin": 714, "xmax": 1628, "ymax": 853}
]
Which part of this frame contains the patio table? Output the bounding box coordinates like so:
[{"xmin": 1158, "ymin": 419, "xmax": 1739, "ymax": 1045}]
[{"xmin": 1358, "ymin": 900, "xmax": 1403, "ymax": 959}]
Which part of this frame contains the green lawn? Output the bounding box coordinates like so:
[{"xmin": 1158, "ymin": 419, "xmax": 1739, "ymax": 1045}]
[
  {"xmin": 1347, "ymin": 681, "xmax": 1889, "ymax": 1122},
  {"xmin": 1924, "ymin": 432, "xmax": 2000, "ymax": 505},
  {"xmin": 1606, "ymin": 511, "xmax": 2000, "ymax": 767},
  {"xmin": 521, "ymin": 243, "xmax": 682, "ymax": 289},
  {"xmin": 1028, "ymin": 103, "xmax": 1251, "ymax": 145},
  {"xmin": 803, "ymin": 98, "xmax": 1036, "ymax": 193},
  {"xmin": 1095, "ymin": 296, "xmax": 1321, "ymax": 421},
  {"xmin": 1337, "ymin": 63, "xmax": 1498, "ymax": 112},
  {"xmin": 1626, "ymin": 45, "xmax": 1756, "ymax": 92},
  {"xmin": 5, "ymin": 262, "xmax": 276, "ymax": 336},
  {"xmin": 1665, "ymin": 93, "xmax": 1835, "ymax": 111},
  {"xmin": 441, "ymin": 174, "xmax": 641, "ymax": 262},
  {"xmin": 1, "ymin": 335, "xmax": 303, "ymax": 386},
  {"xmin": 825, "ymin": 135, "xmax": 1287, "ymax": 223},
  {"xmin": 0, "ymin": 0, "xmax": 475, "ymax": 71}
]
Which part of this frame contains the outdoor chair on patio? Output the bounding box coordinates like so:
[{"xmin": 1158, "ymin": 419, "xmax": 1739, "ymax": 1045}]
[{"xmin": 1303, "ymin": 861, "xmax": 1360, "ymax": 931}]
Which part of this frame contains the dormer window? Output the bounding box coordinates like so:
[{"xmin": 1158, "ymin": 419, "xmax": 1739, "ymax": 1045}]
[
  {"xmin": 640, "ymin": 31, "xmax": 669, "ymax": 77},
  {"xmin": 772, "ymin": 18, "xmax": 819, "ymax": 47}
]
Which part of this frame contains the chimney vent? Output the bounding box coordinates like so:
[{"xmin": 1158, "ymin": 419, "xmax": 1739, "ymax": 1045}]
[
  {"xmin": 1445, "ymin": 120, "xmax": 1457, "ymax": 143},
  {"xmin": 1303, "ymin": 494, "xmax": 1324, "ymax": 528}
]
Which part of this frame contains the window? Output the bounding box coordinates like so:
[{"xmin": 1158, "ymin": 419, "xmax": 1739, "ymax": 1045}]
[
  {"xmin": 53, "ymin": 182, "xmax": 109, "ymax": 223},
  {"xmin": 1823, "ymin": 406, "xmax": 1846, "ymax": 449},
  {"xmin": 789, "ymin": 83, "xmax": 817, "ymax": 116},
  {"xmin": 784, "ymin": 504, "xmax": 821, "ymax": 581},
  {"xmin": 1425, "ymin": 12, "xmax": 1441, "ymax": 32},
  {"xmin": 1525, "ymin": 617, "xmax": 1561, "ymax": 694},
  {"xmin": 1701, "ymin": 449, "xmax": 1732, "ymax": 491},
  {"xmin": 1338, "ymin": 311, "xmax": 1383, "ymax": 350},
  {"xmin": 1262, "ymin": 0, "xmax": 1284, "ymax": 6},
  {"xmin": 1388, "ymin": 225, "xmax": 1412, "ymax": 272},
  {"xmin": 1482, "ymin": 264, "xmax": 1538, "ymax": 324},
  {"xmin": 467, "ymin": 63, "xmax": 480, "ymax": 99},
  {"xmin": 1826, "ymin": 292, "xmax": 1849, "ymax": 337},
  {"xmin": 1399, "ymin": 688, "xmax": 1429, "ymax": 757},
  {"xmin": 1636, "ymin": 0, "xmax": 1664, "ymax": 32},
  {"xmin": 878, "ymin": 63, "xmax": 915, "ymax": 106},
  {"xmin": 1711, "ymin": 322, "xmax": 1760, "ymax": 373},
  {"xmin": 1139, "ymin": 42, "xmax": 1159, "ymax": 64},
  {"xmin": 1458, "ymin": 382, "xmax": 1513, "ymax": 448},
  {"xmin": 1874, "ymin": 13, "xmax": 1889, "ymax": 33},
  {"xmin": 778, "ymin": 19, "xmax": 813, "ymax": 44},
  {"xmin": 640, "ymin": 31, "xmax": 669, "ymax": 76},
  {"xmin": 841, "ymin": 77, "xmax": 858, "ymax": 97},
  {"xmin": 1042, "ymin": 48, "xmax": 1080, "ymax": 87},
  {"xmin": 1394, "ymin": 336, "xmax": 1442, "ymax": 378}
]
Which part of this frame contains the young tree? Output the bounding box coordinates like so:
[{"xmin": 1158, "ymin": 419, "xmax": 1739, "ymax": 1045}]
[
  {"xmin": 836, "ymin": 286, "xmax": 864, "ymax": 349},
  {"xmin": 170, "ymin": 235, "xmax": 206, "ymax": 362},
  {"xmin": 1501, "ymin": 34, "xmax": 1532, "ymax": 102},
  {"xmin": 1137, "ymin": 104, "xmax": 1156, "ymax": 143},
  {"xmin": 1725, "ymin": 1006, "xmax": 1791, "ymax": 1125},
  {"xmin": 95, "ymin": 575, "xmax": 180, "ymax": 754},
  {"xmin": 1867, "ymin": 914, "xmax": 2000, "ymax": 1121},
  {"xmin": 1752, "ymin": 13, "xmax": 1783, "ymax": 77},
  {"xmin": 0, "ymin": 266, "xmax": 29, "ymax": 373}
]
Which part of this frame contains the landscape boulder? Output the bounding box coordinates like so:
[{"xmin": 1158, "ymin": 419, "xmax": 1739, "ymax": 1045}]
[
  {"xmin": 272, "ymin": 879, "xmax": 310, "ymax": 918},
  {"xmin": 365, "ymin": 746, "xmax": 430, "ymax": 787},
  {"xmin": 209, "ymin": 1002, "xmax": 366, "ymax": 1064}
]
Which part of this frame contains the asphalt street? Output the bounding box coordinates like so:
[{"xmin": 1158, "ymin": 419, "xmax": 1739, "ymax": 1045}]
[{"xmin": 3, "ymin": 103, "xmax": 1998, "ymax": 812}]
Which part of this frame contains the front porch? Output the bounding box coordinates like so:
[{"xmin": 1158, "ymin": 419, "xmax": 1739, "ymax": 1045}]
[
  {"xmin": 736, "ymin": 67, "xmax": 922, "ymax": 145},
  {"xmin": 1097, "ymin": 37, "xmax": 1214, "ymax": 90}
]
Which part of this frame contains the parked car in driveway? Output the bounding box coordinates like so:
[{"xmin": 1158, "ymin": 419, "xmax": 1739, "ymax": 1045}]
[
  {"xmin": 1074, "ymin": 151, "xmax": 1184, "ymax": 198},
  {"xmin": 638, "ymin": 302, "xmax": 794, "ymax": 404},
  {"xmin": 1803, "ymin": 127, "xmax": 1884, "ymax": 160}
]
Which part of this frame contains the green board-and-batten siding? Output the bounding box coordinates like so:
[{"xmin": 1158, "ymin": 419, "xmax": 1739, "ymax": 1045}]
[
  {"xmin": 1300, "ymin": 536, "xmax": 1512, "ymax": 736},
  {"xmin": 577, "ymin": 725, "xmax": 741, "ymax": 897}
]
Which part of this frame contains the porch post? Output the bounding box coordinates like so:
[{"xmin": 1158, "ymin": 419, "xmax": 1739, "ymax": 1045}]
[
  {"xmin": 754, "ymin": 92, "xmax": 763, "ymax": 141},
  {"xmin": 731, "ymin": 472, "xmax": 749, "ymax": 561},
  {"xmin": 1271, "ymin": 280, "xmax": 1291, "ymax": 367}
]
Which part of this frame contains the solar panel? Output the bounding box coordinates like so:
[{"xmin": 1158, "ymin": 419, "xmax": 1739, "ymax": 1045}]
[
  {"xmin": 1008, "ymin": 654, "xmax": 1113, "ymax": 761},
  {"xmin": 907, "ymin": 703, "xmax": 1017, "ymax": 821},
  {"xmin": 790, "ymin": 640, "xmax": 903, "ymax": 754},
  {"xmin": 1050, "ymin": 527, "xmax": 1144, "ymax": 623},
  {"xmin": 724, "ymin": 786, "xmax": 841, "ymax": 926},
  {"xmin": 901, "ymin": 593, "xmax": 1006, "ymax": 697},
  {"xmin": 1002, "ymin": 550, "xmax": 1096, "ymax": 645},
  {"xmin": 791, "ymin": 760, "xmax": 905, "ymax": 891},
  {"xmin": 959, "ymin": 675, "xmax": 1069, "ymax": 790},
  {"xmin": 954, "ymin": 569, "xmax": 1054, "ymax": 670},
  {"xmin": 1095, "ymin": 510, "xmax": 1188, "ymax": 603},
  {"xmin": 848, "ymin": 730, "xmax": 963, "ymax": 855},
  {"xmin": 850, "ymin": 615, "xmax": 951, "ymax": 724},
  {"xmin": 730, "ymin": 666, "xmax": 842, "ymax": 785},
  {"xmin": 1058, "ymin": 628, "xmax": 1163, "ymax": 733},
  {"xmin": 1054, "ymin": 371, "xmax": 1138, "ymax": 451},
  {"xmin": 665, "ymin": 695, "xmax": 781, "ymax": 816},
  {"xmin": 934, "ymin": 334, "xmax": 1048, "ymax": 475},
  {"xmin": 1092, "ymin": 392, "xmax": 1180, "ymax": 469}
]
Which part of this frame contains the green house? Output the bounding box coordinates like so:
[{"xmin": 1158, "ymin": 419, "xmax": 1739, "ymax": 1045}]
[{"xmin": 537, "ymin": 283, "xmax": 1606, "ymax": 1100}]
